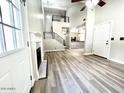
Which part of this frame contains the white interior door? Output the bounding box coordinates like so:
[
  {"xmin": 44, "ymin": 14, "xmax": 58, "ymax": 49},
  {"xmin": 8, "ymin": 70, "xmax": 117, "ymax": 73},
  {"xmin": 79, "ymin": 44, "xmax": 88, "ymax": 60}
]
[{"xmin": 93, "ymin": 22, "xmax": 112, "ymax": 58}]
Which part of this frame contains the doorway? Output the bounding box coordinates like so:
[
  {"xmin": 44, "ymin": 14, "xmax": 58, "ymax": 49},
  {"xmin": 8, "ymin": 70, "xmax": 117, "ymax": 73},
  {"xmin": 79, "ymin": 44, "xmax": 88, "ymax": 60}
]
[
  {"xmin": 62, "ymin": 27, "xmax": 70, "ymax": 49},
  {"xmin": 70, "ymin": 26, "xmax": 86, "ymax": 49},
  {"xmin": 93, "ymin": 21, "xmax": 112, "ymax": 58}
]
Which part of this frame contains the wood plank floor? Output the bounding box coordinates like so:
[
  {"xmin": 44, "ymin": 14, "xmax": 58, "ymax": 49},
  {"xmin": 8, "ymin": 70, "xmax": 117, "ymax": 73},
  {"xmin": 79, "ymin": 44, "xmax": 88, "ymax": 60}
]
[{"xmin": 30, "ymin": 49, "xmax": 124, "ymax": 93}]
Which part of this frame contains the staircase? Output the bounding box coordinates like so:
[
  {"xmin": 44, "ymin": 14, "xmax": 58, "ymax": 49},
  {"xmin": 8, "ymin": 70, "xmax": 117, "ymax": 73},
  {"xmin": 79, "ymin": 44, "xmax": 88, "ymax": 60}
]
[{"xmin": 43, "ymin": 32, "xmax": 65, "ymax": 52}]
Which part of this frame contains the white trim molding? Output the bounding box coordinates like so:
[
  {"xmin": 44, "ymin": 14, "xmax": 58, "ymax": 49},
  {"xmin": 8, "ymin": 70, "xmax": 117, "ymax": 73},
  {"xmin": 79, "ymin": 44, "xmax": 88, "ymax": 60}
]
[
  {"xmin": 84, "ymin": 53, "xmax": 93, "ymax": 55},
  {"xmin": 109, "ymin": 58, "xmax": 124, "ymax": 64},
  {"xmin": 44, "ymin": 49, "xmax": 65, "ymax": 52}
]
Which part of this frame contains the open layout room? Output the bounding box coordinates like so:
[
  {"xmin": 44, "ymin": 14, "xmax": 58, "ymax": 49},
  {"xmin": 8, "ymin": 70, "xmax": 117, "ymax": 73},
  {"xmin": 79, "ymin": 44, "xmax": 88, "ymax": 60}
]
[{"xmin": 0, "ymin": 0, "xmax": 124, "ymax": 93}]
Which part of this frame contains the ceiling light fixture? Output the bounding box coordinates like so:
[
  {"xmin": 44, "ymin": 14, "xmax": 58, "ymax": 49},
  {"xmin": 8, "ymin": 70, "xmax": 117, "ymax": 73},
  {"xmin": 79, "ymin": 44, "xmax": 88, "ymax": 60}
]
[
  {"xmin": 85, "ymin": 0, "xmax": 93, "ymax": 9},
  {"xmin": 85, "ymin": 0, "xmax": 99, "ymax": 8},
  {"xmin": 92, "ymin": 0, "xmax": 99, "ymax": 6}
]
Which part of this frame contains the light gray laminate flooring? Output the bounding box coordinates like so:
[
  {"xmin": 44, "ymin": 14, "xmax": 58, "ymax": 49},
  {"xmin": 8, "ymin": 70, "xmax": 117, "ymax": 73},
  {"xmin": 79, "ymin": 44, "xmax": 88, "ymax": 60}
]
[{"xmin": 30, "ymin": 49, "xmax": 124, "ymax": 93}]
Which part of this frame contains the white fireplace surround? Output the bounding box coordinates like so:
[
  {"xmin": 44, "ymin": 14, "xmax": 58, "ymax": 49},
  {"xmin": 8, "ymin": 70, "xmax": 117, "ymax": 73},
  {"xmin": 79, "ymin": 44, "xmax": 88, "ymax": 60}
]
[{"xmin": 29, "ymin": 33, "xmax": 44, "ymax": 81}]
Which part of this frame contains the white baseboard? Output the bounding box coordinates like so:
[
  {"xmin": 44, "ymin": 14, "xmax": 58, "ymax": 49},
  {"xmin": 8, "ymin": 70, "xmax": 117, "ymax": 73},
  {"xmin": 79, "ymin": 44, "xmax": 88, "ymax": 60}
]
[
  {"xmin": 44, "ymin": 49, "xmax": 65, "ymax": 52},
  {"xmin": 84, "ymin": 53, "xmax": 93, "ymax": 55},
  {"xmin": 109, "ymin": 58, "xmax": 124, "ymax": 64}
]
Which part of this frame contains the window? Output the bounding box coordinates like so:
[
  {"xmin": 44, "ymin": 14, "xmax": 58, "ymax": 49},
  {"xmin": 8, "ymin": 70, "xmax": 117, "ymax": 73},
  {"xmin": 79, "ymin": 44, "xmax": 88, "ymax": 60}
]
[
  {"xmin": 0, "ymin": 0, "xmax": 23, "ymax": 56},
  {"xmin": 1, "ymin": 0, "xmax": 14, "ymax": 26},
  {"xmin": 13, "ymin": 7, "xmax": 22, "ymax": 28},
  {"xmin": 15, "ymin": 30, "xmax": 23, "ymax": 48},
  {"xmin": 4, "ymin": 26, "xmax": 15, "ymax": 51},
  {"xmin": 0, "ymin": 24, "xmax": 4, "ymax": 54}
]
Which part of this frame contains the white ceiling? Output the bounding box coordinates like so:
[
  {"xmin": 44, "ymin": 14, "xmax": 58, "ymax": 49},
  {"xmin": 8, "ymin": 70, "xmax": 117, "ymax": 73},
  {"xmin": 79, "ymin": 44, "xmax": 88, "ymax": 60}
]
[{"xmin": 42, "ymin": 0, "xmax": 86, "ymax": 10}]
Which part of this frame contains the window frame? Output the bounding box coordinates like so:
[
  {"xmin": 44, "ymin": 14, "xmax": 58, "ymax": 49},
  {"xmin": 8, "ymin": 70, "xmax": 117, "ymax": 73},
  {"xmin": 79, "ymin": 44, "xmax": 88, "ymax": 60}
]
[{"xmin": 0, "ymin": 0, "xmax": 24, "ymax": 58}]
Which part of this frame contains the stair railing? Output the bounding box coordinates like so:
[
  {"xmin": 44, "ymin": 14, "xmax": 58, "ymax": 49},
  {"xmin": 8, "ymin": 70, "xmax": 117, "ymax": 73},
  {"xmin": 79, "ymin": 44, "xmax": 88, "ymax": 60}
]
[{"xmin": 43, "ymin": 32, "xmax": 65, "ymax": 46}]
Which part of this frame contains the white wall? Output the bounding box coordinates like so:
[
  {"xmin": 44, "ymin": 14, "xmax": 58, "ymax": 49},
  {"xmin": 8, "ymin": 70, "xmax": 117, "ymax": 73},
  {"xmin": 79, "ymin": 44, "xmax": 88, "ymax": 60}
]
[
  {"xmin": 85, "ymin": 8, "xmax": 95, "ymax": 54},
  {"xmin": 66, "ymin": 3, "xmax": 86, "ymax": 29},
  {"xmin": 95, "ymin": 0, "xmax": 124, "ymax": 63},
  {"xmin": 27, "ymin": 0, "xmax": 44, "ymax": 34},
  {"xmin": 45, "ymin": 15, "xmax": 52, "ymax": 32},
  {"xmin": 52, "ymin": 21, "xmax": 70, "ymax": 39}
]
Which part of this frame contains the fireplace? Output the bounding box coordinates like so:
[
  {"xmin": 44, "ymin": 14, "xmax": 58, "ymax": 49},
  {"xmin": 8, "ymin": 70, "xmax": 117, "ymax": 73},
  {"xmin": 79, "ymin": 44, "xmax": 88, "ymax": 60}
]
[{"xmin": 36, "ymin": 47, "xmax": 42, "ymax": 69}]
